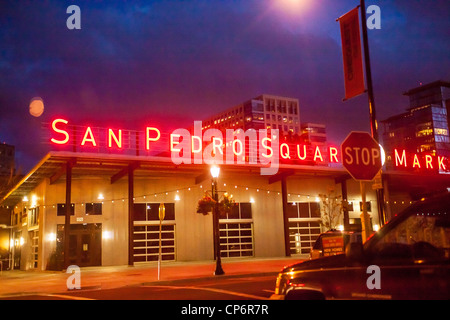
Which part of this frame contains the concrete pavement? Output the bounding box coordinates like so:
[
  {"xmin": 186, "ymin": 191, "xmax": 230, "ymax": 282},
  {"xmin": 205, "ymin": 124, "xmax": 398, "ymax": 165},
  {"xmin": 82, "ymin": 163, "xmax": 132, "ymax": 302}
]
[{"xmin": 0, "ymin": 257, "xmax": 302, "ymax": 298}]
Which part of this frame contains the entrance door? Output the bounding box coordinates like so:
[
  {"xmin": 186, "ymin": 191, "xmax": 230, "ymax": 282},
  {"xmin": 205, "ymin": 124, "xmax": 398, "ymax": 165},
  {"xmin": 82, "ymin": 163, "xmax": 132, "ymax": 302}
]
[
  {"xmin": 57, "ymin": 223, "xmax": 102, "ymax": 267},
  {"xmin": 13, "ymin": 231, "xmax": 22, "ymax": 269}
]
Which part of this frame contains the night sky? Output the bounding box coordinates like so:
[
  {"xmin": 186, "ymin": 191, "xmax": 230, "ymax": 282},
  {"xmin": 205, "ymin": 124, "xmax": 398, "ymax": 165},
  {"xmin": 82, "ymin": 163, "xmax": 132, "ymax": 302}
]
[{"xmin": 1, "ymin": 0, "xmax": 449, "ymax": 172}]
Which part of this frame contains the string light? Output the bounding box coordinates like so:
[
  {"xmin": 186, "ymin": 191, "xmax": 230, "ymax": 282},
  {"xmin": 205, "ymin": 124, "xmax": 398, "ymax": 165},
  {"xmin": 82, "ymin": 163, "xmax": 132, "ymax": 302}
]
[{"xmin": 0, "ymin": 182, "xmax": 417, "ymax": 211}]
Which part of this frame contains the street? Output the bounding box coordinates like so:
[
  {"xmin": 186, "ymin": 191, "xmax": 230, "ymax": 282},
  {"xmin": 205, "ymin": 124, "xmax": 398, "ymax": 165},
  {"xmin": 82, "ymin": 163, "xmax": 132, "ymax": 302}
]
[{"xmin": 0, "ymin": 274, "xmax": 277, "ymax": 300}]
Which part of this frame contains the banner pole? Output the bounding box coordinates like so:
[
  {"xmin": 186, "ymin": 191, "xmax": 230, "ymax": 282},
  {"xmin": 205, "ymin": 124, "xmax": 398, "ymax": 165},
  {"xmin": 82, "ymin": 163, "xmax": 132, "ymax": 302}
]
[
  {"xmin": 360, "ymin": 0, "xmax": 377, "ymax": 142},
  {"xmin": 360, "ymin": 0, "xmax": 386, "ymax": 226}
]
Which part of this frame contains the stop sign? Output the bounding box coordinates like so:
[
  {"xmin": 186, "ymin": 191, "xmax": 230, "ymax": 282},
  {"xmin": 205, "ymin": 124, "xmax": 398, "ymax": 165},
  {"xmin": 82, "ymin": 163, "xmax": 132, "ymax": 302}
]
[{"xmin": 341, "ymin": 131, "xmax": 382, "ymax": 181}]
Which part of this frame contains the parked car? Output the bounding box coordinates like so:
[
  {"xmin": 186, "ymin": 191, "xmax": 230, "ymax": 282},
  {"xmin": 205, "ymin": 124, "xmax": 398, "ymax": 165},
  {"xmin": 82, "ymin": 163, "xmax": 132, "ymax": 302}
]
[
  {"xmin": 272, "ymin": 192, "xmax": 450, "ymax": 300},
  {"xmin": 309, "ymin": 230, "xmax": 362, "ymax": 260}
]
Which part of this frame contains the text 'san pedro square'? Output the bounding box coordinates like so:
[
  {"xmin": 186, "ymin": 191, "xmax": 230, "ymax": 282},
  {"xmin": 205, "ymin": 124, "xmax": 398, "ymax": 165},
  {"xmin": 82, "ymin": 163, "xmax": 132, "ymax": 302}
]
[{"xmin": 48, "ymin": 119, "xmax": 448, "ymax": 176}]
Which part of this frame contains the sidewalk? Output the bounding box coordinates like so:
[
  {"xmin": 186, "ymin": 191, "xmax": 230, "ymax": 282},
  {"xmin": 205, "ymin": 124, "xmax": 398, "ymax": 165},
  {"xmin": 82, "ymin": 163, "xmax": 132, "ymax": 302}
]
[{"xmin": 0, "ymin": 257, "xmax": 302, "ymax": 297}]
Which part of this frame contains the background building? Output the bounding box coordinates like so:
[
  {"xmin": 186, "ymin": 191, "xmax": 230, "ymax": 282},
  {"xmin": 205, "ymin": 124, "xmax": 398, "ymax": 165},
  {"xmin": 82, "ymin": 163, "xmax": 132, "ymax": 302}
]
[
  {"xmin": 382, "ymin": 80, "xmax": 450, "ymax": 173},
  {"xmin": 201, "ymin": 95, "xmax": 335, "ymax": 165},
  {"xmin": 0, "ymin": 143, "xmax": 15, "ymax": 177},
  {"xmin": 380, "ymin": 80, "xmax": 450, "ymax": 219},
  {"xmin": 0, "ymin": 143, "xmax": 16, "ymax": 270},
  {"xmin": 202, "ymin": 94, "xmax": 301, "ymax": 135},
  {"xmin": 300, "ymin": 123, "xmax": 327, "ymax": 145}
]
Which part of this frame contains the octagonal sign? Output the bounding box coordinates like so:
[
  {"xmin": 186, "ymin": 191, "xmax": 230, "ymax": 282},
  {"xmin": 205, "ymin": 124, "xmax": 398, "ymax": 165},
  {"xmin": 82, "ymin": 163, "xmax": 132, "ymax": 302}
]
[{"xmin": 341, "ymin": 131, "xmax": 382, "ymax": 181}]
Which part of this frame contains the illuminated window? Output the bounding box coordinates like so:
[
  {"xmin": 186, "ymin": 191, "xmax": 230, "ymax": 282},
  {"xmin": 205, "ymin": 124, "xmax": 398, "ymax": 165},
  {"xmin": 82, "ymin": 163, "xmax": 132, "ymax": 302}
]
[
  {"xmin": 435, "ymin": 128, "xmax": 448, "ymax": 135},
  {"xmin": 28, "ymin": 207, "xmax": 39, "ymax": 227},
  {"xmin": 133, "ymin": 203, "xmax": 176, "ymax": 262},
  {"xmin": 219, "ymin": 202, "xmax": 253, "ymax": 258},
  {"xmin": 416, "ymin": 128, "xmax": 433, "ymax": 137},
  {"xmin": 418, "ymin": 144, "xmax": 433, "ymax": 152},
  {"xmin": 288, "ymin": 202, "xmax": 321, "ymax": 255}
]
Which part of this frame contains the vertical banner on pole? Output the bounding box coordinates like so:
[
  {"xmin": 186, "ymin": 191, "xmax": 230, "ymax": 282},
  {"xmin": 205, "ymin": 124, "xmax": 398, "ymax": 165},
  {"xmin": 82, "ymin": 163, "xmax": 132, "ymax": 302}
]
[{"xmin": 339, "ymin": 7, "xmax": 365, "ymax": 100}]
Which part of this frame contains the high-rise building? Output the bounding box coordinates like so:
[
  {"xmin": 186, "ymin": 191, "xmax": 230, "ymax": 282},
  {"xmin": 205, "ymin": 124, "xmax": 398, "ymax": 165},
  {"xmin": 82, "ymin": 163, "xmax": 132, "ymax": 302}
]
[
  {"xmin": 381, "ymin": 80, "xmax": 450, "ymax": 173},
  {"xmin": 300, "ymin": 123, "xmax": 327, "ymax": 145},
  {"xmin": 202, "ymin": 94, "xmax": 301, "ymax": 135},
  {"xmin": 297, "ymin": 123, "xmax": 329, "ymax": 165}
]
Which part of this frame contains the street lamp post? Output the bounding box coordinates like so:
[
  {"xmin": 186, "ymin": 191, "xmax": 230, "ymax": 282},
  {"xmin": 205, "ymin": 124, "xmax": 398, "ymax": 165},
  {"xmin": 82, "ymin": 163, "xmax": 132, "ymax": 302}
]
[{"xmin": 210, "ymin": 165, "xmax": 225, "ymax": 276}]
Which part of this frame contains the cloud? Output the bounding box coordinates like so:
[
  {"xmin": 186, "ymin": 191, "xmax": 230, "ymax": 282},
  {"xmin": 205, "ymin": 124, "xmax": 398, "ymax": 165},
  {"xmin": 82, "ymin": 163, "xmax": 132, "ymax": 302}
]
[{"xmin": 0, "ymin": 0, "xmax": 449, "ymax": 170}]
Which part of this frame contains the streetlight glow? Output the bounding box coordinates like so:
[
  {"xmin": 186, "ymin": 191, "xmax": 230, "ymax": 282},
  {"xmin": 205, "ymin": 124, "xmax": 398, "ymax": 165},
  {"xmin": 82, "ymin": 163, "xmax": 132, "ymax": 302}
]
[
  {"xmin": 210, "ymin": 165, "xmax": 220, "ymax": 178},
  {"xmin": 273, "ymin": 0, "xmax": 311, "ymax": 13}
]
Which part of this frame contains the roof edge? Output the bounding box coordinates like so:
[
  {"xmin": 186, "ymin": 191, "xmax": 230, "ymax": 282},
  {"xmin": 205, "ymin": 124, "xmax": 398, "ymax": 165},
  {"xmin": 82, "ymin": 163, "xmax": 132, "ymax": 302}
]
[{"xmin": 0, "ymin": 152, "xmax": 52, "ymax": 205}]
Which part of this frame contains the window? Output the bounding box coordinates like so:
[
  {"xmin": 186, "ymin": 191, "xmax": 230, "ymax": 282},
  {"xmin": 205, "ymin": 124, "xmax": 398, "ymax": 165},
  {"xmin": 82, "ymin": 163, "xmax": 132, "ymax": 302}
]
[
  {"xmin": 435, "ymin": 128, "xmax": 448, "ymax": 136},
  {"xmin": 252, "ymin": 113, "xmax": 264, "ymax": 122},
  {"xmin": 57, "ymin": 203, "xmax": 75, "ymax": 216},
  {"xmin": 85, "ymin": 203, "xmax": 102, "ymax": 215},
  {"xmin": 28, "ymin": 207, "xmax": 39, "ymax": 227},
  {"xmin": 219, "ymin": 202, "xmax": 253, "ymax": 258},
  {"xmin": 252, "ymin": 102, "xmax": 264, "ymax": 112},
  {"xmin": 372, "ymin": 210, "xmax": 450, "ymax": 263},
  {"xmin": 288, "ymin": 202, "xmax": 322, "ymax": 255},
  {"xmin": 133, "ymin": 203, "xmax": 176, "ymax": 263},
  {"xmin": 416, "ymin": 128, "xmax": 433, "ymax": 137},
  {"xmin": 281, "ymin": 101, "xmax": 287, "ymax": 113},
  {"xmin": 359, "ymin": 201, "xmax": 372, "ymax": 212},
  {"xmin": 30, "ymin": 230, "xmax": 39, "ymax": 269},
  {"xmin": 347, "ymin": 202, "xmax": 355, "ymax": 211}
]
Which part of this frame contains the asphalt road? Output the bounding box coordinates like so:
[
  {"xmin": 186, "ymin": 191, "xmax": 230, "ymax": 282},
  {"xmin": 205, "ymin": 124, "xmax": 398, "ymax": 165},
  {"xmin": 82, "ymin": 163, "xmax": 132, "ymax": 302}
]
[{"xmin": 1, "ymin": 274, "xmax": 278, "ymax": 300}]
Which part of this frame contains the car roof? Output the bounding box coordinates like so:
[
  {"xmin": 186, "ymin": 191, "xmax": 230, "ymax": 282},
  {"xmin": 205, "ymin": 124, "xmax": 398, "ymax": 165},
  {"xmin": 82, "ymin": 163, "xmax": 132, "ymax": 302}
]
[{"xmin": 364, "ymin": 192, "xmax": 450, "ymax": 250}]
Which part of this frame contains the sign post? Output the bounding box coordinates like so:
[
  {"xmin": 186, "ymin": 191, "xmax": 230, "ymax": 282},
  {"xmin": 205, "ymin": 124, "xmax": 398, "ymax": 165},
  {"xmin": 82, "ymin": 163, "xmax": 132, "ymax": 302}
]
[
  {"xmin": 158, "ymin": 203, "xmax": 165, "ymax": 280},
  {"xmin": 341, "ymin": 131, "xmax": 382, "ymax": 242}
]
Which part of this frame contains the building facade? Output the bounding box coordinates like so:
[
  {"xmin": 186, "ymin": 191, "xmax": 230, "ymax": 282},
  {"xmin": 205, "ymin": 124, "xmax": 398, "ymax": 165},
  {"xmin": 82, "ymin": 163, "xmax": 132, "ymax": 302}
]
[
  {"xmin": 1, "ymin": 151, "xmax": 380, "ymax": 271},
  {"xmin": 380, "ymin": 81, "xmax": 450, "ymax": 219},
  {"xmin": 382, "ymin": 80, "xmax": 450, "ymax": 173}
]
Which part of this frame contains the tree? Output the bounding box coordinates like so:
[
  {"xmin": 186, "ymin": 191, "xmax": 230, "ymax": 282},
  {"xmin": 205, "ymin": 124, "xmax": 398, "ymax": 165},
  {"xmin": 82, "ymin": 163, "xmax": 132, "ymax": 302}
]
[
  {"xmin": 318, "ymin": 187, "xmax": 344, "ymax": 231},
  {"xmin": 0, "ymin": 166, "xmax": 21, "ymax": 201}
]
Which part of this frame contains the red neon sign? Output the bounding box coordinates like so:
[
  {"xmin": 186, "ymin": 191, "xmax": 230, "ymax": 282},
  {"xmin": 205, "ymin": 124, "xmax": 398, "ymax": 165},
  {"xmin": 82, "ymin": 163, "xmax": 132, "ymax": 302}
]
[
  {"xmin": 394, "ymin": 148, "xmax": 447, "ymax": 171},
  {"xmin": 50, "ymin": 118, "xmax": 70, "ymax": 145},
  {"xmin": 108, "ymin": 129, "xmax": 122, "ymax": 149},
  {"xmin": 48, "ymin": 119, "xmax": 449, "ymax": 175}
]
